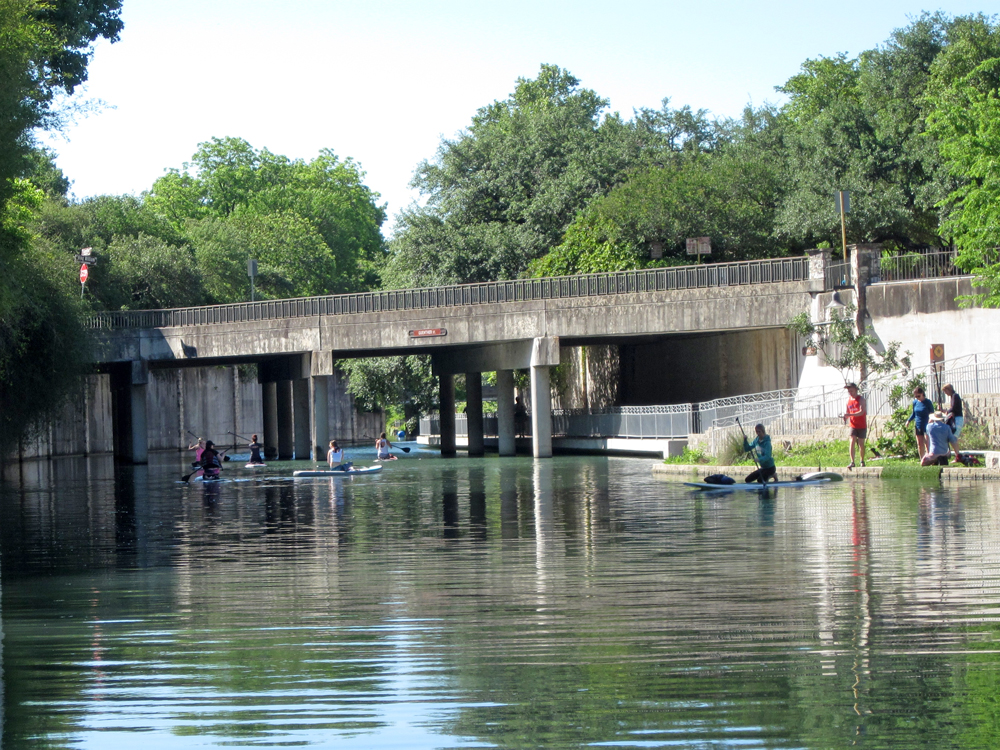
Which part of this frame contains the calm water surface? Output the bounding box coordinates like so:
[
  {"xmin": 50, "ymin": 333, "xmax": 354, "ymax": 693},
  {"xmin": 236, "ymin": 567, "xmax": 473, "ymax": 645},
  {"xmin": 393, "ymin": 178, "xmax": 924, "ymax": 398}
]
[{"xmin": 3, "ymin": 450, "xmax": 1000, "ymax": 749}]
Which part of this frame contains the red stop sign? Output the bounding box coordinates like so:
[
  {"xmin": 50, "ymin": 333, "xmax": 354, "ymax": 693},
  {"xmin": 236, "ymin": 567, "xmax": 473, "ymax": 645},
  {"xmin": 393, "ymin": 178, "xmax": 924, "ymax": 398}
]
[{"xmin": 80, "ymin": 264, "xmax": 89, "ymax": 283}]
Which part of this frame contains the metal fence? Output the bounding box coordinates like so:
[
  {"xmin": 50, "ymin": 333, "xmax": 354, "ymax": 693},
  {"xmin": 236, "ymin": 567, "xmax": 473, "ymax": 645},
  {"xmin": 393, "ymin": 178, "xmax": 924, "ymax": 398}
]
[
  {"xmin": 420, "ymin": 404, "xmax": 694, "ymax": 440},
  {"xmin": 419, "ymin": 353, "xmax": 1000, "ymax": 447},
  {"xmin": 826, "ymin": 261, "xmax": 853, "ymax": 289},
  {"xmin": 85, "ymin": 256, "xmax": 812, "ymax": 330},
  {"xmin": 872, "ymin": 249, "xmax": 962, "ymax": 283}
]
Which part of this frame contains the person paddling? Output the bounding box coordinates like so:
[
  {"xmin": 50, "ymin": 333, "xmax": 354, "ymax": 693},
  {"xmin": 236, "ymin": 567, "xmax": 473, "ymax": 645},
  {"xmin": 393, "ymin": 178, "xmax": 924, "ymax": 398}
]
[
  {"xmin": 248, "ymin": 434, "xmax": 264, "ymax": 465},
  {"xmin": 375, "ymin": 432, "xmax": 397, "ymax": 461},
  {"xmin": 742, "ymin": 423, "xmax": 776, "ymax": 485},
  {"xmin": 200, "ymin": 440, "xmax": 223, "ymax": 479}
]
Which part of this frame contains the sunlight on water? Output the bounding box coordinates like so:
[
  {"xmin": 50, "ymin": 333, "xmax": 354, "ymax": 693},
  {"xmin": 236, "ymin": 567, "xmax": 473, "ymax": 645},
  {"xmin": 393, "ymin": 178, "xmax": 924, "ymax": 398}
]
[{"xmin": 3, "ymin": 453, "xmax": 1000, "ymax": 748}]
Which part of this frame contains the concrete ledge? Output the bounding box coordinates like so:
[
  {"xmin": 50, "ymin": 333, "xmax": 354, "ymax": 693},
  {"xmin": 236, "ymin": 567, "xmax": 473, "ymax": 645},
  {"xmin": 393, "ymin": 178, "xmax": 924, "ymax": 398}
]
[
  {"xmin": 942, "ymin": 467, "xmax": 1000, "ymax": 482},
  {"xmin": 652, "ymin": 463, "xmax": 883, "ymax": 479},
  {"xmin": 418, "ymin": 435, "xmax": 687, "ymax": 458}
]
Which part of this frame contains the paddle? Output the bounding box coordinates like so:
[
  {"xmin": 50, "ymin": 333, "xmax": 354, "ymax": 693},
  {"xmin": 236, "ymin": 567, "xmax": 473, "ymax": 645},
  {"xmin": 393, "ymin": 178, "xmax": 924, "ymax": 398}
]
[{"xmin": 735, "ymin": 417, "xmax": 766, "ymax": 484}]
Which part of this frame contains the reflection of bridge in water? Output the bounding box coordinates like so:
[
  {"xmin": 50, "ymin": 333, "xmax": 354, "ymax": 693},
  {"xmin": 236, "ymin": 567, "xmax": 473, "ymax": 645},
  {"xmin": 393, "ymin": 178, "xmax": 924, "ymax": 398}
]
[{"xmin": 90, "ymin": 256, "xmax": 822, "ymax": 462}]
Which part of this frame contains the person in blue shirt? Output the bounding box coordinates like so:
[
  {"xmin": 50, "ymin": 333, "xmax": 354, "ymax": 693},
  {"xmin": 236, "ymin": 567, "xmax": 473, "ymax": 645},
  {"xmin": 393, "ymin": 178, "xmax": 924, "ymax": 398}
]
[
  {"xmin": 920, "ymin": 411, "xmax": 961, "ymax": 465},
  {"xmin": 743, "ymin": 423, "xmax": 776, "ymax": 484},
  {"xmin": 905, "ymin": 386, "xmax": 935, "ymax": 459}
]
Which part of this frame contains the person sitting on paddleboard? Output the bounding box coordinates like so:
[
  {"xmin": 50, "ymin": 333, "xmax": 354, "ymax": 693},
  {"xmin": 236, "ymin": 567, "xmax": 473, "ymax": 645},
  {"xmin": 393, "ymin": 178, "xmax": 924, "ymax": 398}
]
[
  {"xmin": 248, "ymin": 434, "xmax": 264, "ymax": 465},
  {"xmin": 200, "ymin": 440, "xmax": 223, "ymax": 479},
  {"xmin": 376, "ymin": 432, "xmax": 397, "ymax": 461},
  {"xmin": 327, "ymin": 440, "xmax": 353, "ymax": 471},
  {"xmin": 742, "ymin": 424, "xmax": 776, "ymax": 484}
]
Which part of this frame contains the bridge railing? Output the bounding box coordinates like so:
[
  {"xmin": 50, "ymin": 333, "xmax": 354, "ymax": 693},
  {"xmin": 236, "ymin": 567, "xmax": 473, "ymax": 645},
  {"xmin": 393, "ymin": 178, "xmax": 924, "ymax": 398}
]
[
  {"xmin": 872, "ymin": 249, "xmax": 962, "ymax": 284},
  {"xmin": 85, "ymin": 256, "xmax": 812, "ymax": 330}
]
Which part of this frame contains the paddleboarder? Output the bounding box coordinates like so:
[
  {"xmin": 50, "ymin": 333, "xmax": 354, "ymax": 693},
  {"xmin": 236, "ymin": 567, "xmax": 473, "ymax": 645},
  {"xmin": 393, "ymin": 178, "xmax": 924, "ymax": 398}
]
[
  {"xmin": 248, "ymin": 434, "xmax": 264, "ymax": 465},
  {"xmin": 376, "ymin": 432, "xmax": 397, "ymax": 461},
  {"xmin": 327, "ymin": 440, "xmax": 353, "ymax": 471},
  {"xmin": 200, "ymin": 440, "xmax": 223, "ymax": 479},
  {"xmin": 742, "ymin": 423, "xmax": 776, "ymax": 485}
]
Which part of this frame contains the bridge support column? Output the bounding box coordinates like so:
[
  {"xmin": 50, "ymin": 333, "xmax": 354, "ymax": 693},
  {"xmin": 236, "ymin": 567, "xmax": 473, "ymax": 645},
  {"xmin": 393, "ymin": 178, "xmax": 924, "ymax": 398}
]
[
  {"xmin": 530, "ymin": 337, "xmax": 558, "ymax": 459},
  {"xmin": 311, "ymin": 375, "xmax": 329, "ymax": 461},
  {"xmin": 262, "ymin": 381, "xmax": 278, "ymax": 460},
  {"xmin": 530, "ymin": 365, "xmax": 552, "ymax": 458},
  {"xmin": 276, "ymin": 380, "xmax": 294, "ymax": 460},
  {"xmin": 293, "ymin": 378, "xmax": 311, "ymax": 459},
  {"xmin": 128, "ymin": 360, "xmax": 149, "ymax": 464},
  {"xmin": 439, "ymin": 373, "xmax": 456, "ymax": 457},
  {"xmin": 465, "ymin": 373, "xmax": 484, "ymax": 456},
  {"xmin": 497, "ymin": 369, "xmax": 516, "ymax": 456}
]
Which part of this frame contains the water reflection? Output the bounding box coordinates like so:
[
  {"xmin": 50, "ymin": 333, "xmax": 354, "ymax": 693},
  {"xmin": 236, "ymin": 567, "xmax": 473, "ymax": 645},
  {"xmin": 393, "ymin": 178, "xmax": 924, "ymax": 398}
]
[{"xmin": 3, "ymin": 456, "xmax": 1000, "ymax": 748}]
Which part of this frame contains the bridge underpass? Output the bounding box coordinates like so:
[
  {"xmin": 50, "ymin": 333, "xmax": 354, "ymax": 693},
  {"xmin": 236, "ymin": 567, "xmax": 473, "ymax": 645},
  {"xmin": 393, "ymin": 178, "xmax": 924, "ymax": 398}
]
[{"xmin": 88, "ymin": 255, "xmax": 827, "ymax": 462}]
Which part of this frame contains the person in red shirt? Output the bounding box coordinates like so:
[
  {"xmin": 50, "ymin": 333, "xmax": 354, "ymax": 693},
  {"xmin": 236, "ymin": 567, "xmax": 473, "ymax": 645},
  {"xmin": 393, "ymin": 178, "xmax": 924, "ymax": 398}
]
[{"xmin": 843, "ymin": 382, "xmax": 868, "ymax": 469}]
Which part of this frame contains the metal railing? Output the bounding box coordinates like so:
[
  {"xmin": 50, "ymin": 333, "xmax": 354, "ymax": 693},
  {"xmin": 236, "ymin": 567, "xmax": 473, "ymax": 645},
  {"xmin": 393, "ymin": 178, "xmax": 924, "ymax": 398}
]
[
  {"xmin": 420, "ymin": 404, "xmax": 694, "ymax": 440},
  {"xmin": 826, "ymin": 261, "xmax": 853, "ymax": 289},
  {"xmin": 85, "ymin": 256, "xmax": 812, "ymax": 330},
  {"xmin": 872, "ymin": 249, "xmax": 963, "ymax": 284},
  {"xmin": 419, "ymin": 352, "xmax": 1000, "ymax": 447}
]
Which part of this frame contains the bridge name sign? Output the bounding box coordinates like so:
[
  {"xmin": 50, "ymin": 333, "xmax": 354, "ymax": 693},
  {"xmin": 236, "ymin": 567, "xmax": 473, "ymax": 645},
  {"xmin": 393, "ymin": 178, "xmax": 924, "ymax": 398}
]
[{"xmin": 409, "ymin": 328, "xmax": 447, "ymax": 338}]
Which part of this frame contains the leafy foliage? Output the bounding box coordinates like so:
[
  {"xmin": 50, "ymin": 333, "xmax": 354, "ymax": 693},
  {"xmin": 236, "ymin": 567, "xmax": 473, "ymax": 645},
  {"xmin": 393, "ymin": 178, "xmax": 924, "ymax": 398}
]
[
  {"xmin": 788, "ymin": 305, "xmax": 907, "ymax": 383},
  {"xmin": 924, "ymin": 16, "xmax": 1000, "ymax": 306}
]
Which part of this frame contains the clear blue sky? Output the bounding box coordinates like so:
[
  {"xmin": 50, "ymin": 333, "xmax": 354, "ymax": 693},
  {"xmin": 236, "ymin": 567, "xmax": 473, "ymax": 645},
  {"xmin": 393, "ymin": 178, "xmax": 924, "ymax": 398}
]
[{"xmin": 43, "ymin": 1, "xmax": 991, "ymax": 234}]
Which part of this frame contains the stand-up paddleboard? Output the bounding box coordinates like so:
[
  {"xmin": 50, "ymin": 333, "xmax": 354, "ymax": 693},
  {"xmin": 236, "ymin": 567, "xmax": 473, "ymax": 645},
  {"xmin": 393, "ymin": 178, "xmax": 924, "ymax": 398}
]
[
  {"xmin": 293, "ymin": 465, "xmax": 383, "ymax": 478},
  {"xmin": 245, "ymin": 463, "xmax": 267, "ymax": 469},
  {"xmin": 683, "ymin": 477, "xmax": 834, "ymax": 491},
  {"xmin": 798, "ymin": 471, "xmax": 843, "ymax": 482}
]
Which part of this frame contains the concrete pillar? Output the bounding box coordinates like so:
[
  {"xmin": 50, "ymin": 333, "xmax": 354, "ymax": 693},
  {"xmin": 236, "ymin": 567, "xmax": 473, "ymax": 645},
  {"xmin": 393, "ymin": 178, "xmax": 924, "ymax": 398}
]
[
  {"xmin": 439, "ymin": 373, "xmax": 456, "ymax": 457},
  {"xmin": 311, "ymin": 375, "xmax": 330, "ymax": 461},
  {"xmin": 497, "ymin": 369, "xmax": 516, "ymax": 456},
  {"xmin": 292, "ymin": 379, "xmax": 311, "ymax": 459},
  {"xmin": 466, "ymin": 372, "xmax": 484, "ymax": 456},
  {"xmin": 530, "ymin": 364, "xmax": 552, "ymax": 458},
  {"xmin": 129, "ymin": 383, "xmax": 148, "ymax": 464},
  {"xmin": 276, "ymin": 380, "xmax": 294, "ymax": 460},
  {"xmin": 262, "ymin": 381, "xmax": 278, "ymax": 460}
]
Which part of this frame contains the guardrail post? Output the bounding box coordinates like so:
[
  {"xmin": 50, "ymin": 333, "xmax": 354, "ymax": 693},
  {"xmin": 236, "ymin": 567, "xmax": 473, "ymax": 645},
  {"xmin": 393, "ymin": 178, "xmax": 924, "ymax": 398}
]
[{"xmin": 466, "ymin": 373, "xmax": 484, "ymax": 456}]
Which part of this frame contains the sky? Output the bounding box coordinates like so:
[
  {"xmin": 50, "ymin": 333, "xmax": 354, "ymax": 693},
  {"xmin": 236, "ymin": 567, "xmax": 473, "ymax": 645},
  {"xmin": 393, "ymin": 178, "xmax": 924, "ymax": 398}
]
[{"xmin": 43, "ymin": 0, "xmax": 992, "ymax": 235}]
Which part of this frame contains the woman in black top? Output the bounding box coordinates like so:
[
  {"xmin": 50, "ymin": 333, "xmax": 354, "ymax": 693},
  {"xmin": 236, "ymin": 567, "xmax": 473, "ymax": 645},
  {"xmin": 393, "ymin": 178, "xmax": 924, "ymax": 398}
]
[{"xmin": 942, "ymin": 383, "xmax": 964, "ymax": 437}]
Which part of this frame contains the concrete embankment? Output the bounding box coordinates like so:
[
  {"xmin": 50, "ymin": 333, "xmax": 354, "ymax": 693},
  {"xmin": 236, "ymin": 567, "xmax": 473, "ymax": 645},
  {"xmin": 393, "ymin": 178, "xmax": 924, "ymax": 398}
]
[{"xmin": 652, "ymin": 463, "xmax": 1000, "ymax": 482}]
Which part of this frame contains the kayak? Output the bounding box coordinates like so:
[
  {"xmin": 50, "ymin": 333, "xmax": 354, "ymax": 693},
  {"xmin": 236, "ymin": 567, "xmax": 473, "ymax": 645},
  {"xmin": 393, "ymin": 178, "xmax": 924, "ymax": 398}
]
[
  {"xmin": 293, "ymin": 465, "xmax": 384, "ymax": 477},
  {"xmin": 684, "ymin": 478, "xmax": 833, "ymax": 491}
]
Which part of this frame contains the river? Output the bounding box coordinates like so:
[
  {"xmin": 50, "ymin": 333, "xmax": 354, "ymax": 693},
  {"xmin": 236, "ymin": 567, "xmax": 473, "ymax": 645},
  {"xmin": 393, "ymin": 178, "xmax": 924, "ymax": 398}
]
[{"xmin": 2, "ymin": 449, "xmax": 1000, "ymax": 749}]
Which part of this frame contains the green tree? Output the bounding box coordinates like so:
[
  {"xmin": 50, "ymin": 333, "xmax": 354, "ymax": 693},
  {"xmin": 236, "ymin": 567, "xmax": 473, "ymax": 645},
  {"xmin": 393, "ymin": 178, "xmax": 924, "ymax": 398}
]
[
  {"xmin": 530, "ymin": 106, "xmax": 787, "ymax": 275},
  {"xmin": 0, "ymin": 0, "xmax": 121, "ymax": 454},
  {"xmin": 384, "ymin": 65, "xmax": 673, "ymax": 287},
  {"xmin": 924, "ymin": 17, "xmax": 1000, "ymax": 305},
  {"xmin": 338, "ymin": 356, "xmax": 437, "ymax": 429}
]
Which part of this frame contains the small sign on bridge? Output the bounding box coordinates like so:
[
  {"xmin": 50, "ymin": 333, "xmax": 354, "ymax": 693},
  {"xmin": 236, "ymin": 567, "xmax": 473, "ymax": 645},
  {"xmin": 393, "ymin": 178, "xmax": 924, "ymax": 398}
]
[{"xmin": 409, "ymin": 328, "xmax": 447, "ymax": 338}]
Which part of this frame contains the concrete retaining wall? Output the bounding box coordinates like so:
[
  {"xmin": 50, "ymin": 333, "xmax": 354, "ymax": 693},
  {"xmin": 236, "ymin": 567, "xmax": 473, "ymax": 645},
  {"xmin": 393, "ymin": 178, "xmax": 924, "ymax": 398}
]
[{"xmin": 8, "ymin": 365, "xmax": 383, "ymax": 461}]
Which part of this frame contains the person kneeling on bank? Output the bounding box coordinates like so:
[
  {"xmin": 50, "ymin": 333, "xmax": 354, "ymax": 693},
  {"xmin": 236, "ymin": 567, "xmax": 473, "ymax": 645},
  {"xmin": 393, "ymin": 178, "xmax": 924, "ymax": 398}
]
[
  {"xmin": 743, "ymin": 423, "xmax": 777, "ymax": 484},
  {"xmin": 921, "ymin": 411, "xmax": 961, "ymax": 466}
]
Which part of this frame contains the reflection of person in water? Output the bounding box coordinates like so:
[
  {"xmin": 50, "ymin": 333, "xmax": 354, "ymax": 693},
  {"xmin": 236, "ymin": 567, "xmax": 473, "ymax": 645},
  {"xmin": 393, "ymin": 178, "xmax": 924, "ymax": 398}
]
[{"xmin": 514, "ymin": 396, "xmax": 528, "ymax": 437}]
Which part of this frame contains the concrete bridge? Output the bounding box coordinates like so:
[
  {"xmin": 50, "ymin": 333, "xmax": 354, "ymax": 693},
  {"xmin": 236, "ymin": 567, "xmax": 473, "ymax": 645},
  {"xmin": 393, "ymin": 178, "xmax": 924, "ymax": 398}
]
[{"xmin": 89, "ymin": 255, "xmax": 827, "ymax": 462}]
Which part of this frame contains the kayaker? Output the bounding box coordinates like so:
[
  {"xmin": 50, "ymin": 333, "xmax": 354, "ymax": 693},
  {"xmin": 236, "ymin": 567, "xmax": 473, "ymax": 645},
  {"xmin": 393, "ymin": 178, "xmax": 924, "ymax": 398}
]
[
  {"xmin": 842, "ymin": 382, "xmax": 867, "ymax": 469},
  {"xmin": 905, "ymin": 386, "xmax": 935, "ymax": 459},
  {"xmin": 743, "ymin": 423, "xmax": 776, "ymax": 484}
]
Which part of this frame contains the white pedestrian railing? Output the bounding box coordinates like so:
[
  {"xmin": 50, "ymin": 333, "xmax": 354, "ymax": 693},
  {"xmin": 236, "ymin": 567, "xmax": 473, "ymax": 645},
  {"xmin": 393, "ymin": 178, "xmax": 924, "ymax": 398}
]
[{"xmin": 419, "ymin": 352, "xmax": 1000, "ymax": 446}]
